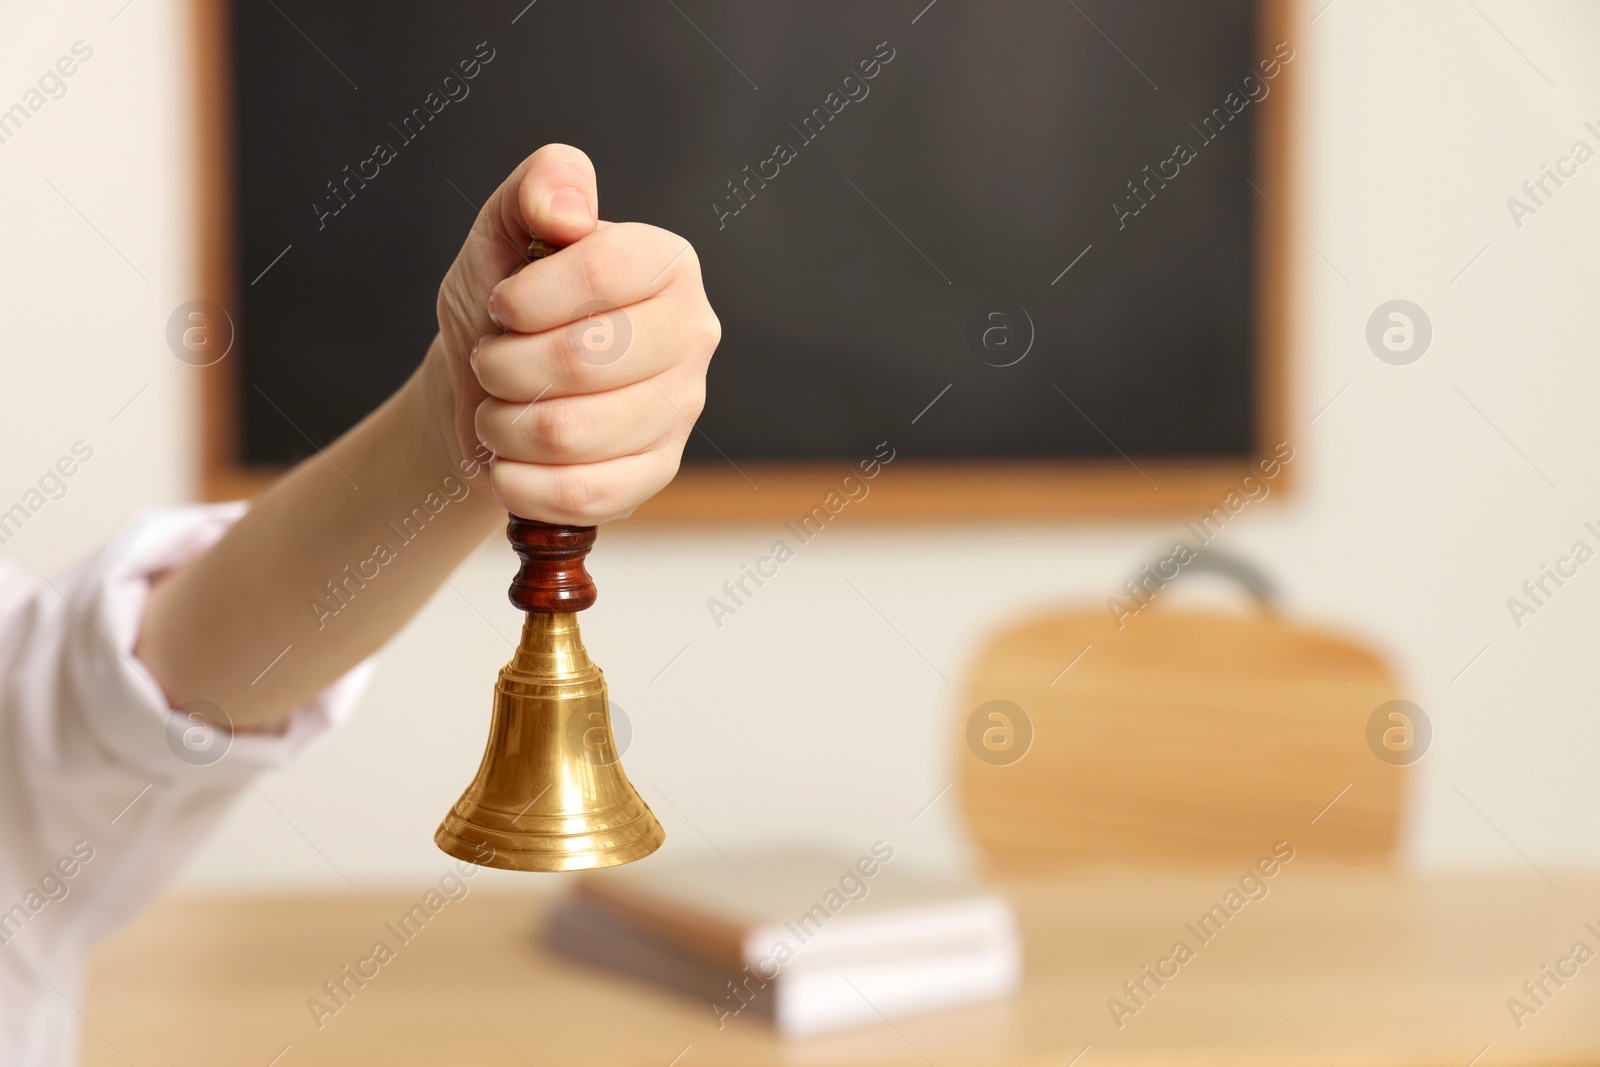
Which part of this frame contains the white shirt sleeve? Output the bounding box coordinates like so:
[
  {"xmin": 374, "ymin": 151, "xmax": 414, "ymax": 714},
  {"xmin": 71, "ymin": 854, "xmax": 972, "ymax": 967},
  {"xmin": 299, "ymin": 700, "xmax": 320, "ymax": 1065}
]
[{"xmin": 0, "ymin": 503, "xmax": 373, "ymax": 1066}]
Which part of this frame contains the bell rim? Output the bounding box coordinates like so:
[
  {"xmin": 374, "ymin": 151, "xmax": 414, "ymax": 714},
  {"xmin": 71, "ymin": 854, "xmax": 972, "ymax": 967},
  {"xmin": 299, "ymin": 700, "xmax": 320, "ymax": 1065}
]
[{"xmin": 433, "ymin": 817, "xmax": 665, "ymax": 873}]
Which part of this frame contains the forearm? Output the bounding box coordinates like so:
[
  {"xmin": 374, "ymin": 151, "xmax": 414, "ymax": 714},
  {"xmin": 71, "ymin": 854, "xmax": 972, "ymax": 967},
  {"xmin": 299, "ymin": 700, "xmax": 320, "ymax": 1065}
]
[
  {"xmin": 136, "ymin": 344, "xmax": 503, "ymax": 729},
  {"xmin": 136, "ymin": 143, "xmax": 718, "ymax": 730}
]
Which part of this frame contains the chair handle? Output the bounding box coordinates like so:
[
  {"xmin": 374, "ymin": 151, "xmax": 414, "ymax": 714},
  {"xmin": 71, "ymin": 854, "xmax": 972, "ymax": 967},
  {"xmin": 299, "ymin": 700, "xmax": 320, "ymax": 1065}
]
[{"xmin": 1132, "ymin": 547, "xmax": 1280, "ymax": 611}]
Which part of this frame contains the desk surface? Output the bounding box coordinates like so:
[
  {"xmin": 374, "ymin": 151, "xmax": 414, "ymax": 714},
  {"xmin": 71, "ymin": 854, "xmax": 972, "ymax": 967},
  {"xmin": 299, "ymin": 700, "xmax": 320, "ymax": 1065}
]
[{"xmin": 84, "ymin": 866, "xmax": 1600, "ymax": 1067}]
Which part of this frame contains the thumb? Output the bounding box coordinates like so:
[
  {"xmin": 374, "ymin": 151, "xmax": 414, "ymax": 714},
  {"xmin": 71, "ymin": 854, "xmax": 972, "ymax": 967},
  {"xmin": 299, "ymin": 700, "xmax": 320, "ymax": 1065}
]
[
  {"xmin": 508, "ymin": 143, "xmax": 599, "ymax": 249},
  {"xmin": 440, "ymin": 145, "xmax": 600, "ymax": 350}
]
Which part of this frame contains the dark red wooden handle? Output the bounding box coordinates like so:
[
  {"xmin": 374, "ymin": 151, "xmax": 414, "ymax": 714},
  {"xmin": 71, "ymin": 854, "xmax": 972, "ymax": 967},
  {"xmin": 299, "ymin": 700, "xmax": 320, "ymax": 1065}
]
[
  {"xmin": 504, "ymin": 236, "xmax": 595, "ymax": 614},
  {"xmin": 507, "ymin": 517, "xmax": 596, "ymax": 613}
]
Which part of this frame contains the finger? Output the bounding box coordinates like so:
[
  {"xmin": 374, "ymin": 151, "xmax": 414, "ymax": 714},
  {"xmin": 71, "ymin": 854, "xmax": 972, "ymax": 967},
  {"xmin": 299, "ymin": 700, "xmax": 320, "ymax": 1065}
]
[
  {"xmin": 439, "ymin": 145, "xmax": 600, "ymax": 352},
  {"xmin": 511, "ymin": 143, "xmax": 599, "ymax": 248},
  {"xmin": 470, "ymin": 297, "xmax": 712, "ymax": 402},
  {"xmin": 487, "ymin": 222, "xmax": 697, "ymax": 335},
  {"xmin": 490, "ymin": 448, "xmax": 683, "ymax": 526},
  {"xmin": 475, "ymin": 373, "xmax": 701, "ymax": 465}
]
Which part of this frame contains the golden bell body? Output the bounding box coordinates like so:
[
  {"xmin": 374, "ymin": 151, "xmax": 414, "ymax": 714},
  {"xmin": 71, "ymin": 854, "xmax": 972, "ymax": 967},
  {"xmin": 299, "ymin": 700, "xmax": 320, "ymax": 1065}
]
[{"xmin": 436, "ymin": 612, "xmax": 665, "ymax": 872}]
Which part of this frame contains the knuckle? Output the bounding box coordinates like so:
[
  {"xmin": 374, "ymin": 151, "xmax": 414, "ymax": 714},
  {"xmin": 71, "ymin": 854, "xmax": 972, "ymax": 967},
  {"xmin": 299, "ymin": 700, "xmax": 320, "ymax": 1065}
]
[
  {"xmin": 549, "ymin": 467, "xmax": 606, "ymax": 523},
  {"xmin": 655, "ymin": 445, "xmax": 684, "ymax": 485},
  {"xmin": 678, "ymin": 239, "xmax": 704, "ymax": 277},
  {"xmin": 546, "ymin": 316, "xmax": 585, "ymax": 377},
  {"xmin": 529, "ymin": 399, "xmax": 588, "ymax": 460},
  {"xmin": 699, "ymin": 309, "xmax": 723, "ymax": 354},
  {"xmin": 668, "ymin": 235, "xmax": 705, "ymax": 286},
  {"xmin": 575, "ymin": 240, "xmax": 625, "ymax": 302},
  {"xmin": 660, "ymin": 240, "xmax": 705, "ymax": 294},
  {"xmin": 681, "ymin": 381, "xmax": 707, "ymax": 422}
]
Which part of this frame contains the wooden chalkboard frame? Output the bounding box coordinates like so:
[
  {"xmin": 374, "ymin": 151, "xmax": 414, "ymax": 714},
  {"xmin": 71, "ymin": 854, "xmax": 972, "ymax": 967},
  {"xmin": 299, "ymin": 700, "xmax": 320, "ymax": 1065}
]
[{"xmin": 190, "ymin": 0, "xmax": 1296, "ymax": 522}]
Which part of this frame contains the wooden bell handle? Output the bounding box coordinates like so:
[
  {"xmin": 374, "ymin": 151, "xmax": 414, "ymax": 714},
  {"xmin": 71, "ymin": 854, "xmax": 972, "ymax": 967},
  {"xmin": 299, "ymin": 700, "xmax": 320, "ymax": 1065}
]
[
  {"xmin": 505, "ymin": 236, "xmax": 597, "ymax": 614},
  {"xmin": 507, "ymin": 517, "xmax": 596, "ymax": 612}
]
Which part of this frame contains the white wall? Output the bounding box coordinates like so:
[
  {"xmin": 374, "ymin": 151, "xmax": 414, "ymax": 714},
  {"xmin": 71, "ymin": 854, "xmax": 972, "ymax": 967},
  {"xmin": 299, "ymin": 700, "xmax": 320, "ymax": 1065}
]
[{"xmin": 3, "ymin": 1, "xmax": 1598, "ymax": 890}]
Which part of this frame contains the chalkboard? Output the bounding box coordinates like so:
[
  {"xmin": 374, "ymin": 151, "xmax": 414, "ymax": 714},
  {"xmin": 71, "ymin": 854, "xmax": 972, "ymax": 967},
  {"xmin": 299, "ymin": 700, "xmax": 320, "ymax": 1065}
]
[{"xmin": 227, "ymin": 0, "xmax": 1281, "ymax": 477}]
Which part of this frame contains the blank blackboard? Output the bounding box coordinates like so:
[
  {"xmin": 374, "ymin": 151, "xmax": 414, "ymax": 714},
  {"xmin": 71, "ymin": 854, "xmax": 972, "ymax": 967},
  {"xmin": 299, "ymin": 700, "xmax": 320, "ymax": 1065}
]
[{"xmin": 231, "ymin": 0, "xmax": 1273, "ymax": 469}]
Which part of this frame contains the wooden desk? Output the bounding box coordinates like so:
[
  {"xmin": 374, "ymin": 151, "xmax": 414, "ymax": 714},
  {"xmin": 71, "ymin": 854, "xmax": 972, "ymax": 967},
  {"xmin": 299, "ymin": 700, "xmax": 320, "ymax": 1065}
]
[{"xmin": 84, "ymin": 866, "xmax": 1600, "ymax": 1066}]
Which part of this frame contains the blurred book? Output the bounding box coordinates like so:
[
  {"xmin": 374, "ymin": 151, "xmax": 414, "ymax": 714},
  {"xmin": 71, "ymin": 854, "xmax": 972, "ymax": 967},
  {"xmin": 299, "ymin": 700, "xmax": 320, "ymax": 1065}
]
[{"xmin": 544, "ymin": 845, "xmax": 1021, "ymax": 1037}]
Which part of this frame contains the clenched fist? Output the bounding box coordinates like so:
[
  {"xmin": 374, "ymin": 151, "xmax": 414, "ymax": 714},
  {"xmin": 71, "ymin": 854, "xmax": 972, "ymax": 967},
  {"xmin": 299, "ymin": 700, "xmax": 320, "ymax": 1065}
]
[{"xmin": 424, "ymin": 145, "xmax": 720, "ymax": 525}]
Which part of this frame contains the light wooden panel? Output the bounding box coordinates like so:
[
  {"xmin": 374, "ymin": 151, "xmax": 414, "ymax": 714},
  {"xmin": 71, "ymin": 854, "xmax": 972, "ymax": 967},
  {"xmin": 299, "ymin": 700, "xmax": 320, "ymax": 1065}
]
[{"xmin": 957, "ymin": 607, "xmax": 1408, "ymax": 868}]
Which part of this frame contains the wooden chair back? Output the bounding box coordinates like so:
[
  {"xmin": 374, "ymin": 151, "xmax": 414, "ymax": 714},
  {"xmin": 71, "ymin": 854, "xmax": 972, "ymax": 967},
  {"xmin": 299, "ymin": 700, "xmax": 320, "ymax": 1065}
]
[{"xmin": 956, "ymin": 585, "xmax": 1410, "ymax": 869}]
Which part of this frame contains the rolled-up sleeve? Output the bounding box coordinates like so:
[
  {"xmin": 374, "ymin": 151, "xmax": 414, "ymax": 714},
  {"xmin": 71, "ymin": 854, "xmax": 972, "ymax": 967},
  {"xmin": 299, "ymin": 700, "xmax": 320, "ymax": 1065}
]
[{"xmin": 0, "ymin": 503, "xmax": 373, "ymax": 1066}]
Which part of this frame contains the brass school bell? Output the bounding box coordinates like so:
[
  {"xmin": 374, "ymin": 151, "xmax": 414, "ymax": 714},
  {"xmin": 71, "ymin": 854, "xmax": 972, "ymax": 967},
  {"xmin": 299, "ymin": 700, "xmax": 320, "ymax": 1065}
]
[{"xmin": 435, "ymin": 517, "xmax": 666, "ymax": 872}]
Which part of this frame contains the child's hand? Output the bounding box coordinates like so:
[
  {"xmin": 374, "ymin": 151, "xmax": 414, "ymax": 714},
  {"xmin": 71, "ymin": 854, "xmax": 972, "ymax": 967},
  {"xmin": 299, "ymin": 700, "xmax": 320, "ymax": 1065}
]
[{"xmin": 426, "ymin": 145, "xmax": 720, "ymax": 525}]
